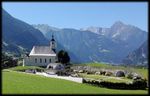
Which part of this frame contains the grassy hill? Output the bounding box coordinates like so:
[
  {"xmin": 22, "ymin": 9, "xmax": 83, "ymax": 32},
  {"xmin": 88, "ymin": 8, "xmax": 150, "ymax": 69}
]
[
  {"xmin": 8, "ymin": 66, "xmax": 45, "ymax": 72},
  {"xmin": 2, "ymin": 70, "xmax": 148, "ymax": 94}
]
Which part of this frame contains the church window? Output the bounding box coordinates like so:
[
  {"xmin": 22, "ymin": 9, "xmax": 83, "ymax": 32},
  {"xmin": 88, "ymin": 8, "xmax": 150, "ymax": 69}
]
[
  {"xmin": 40, "ymin": 58, "xmax": 42, "ymax": 63},
  {"xmin": 49, "ymin": 59, "xmax": 51, "ymax": 63},
  {"xmin": 45, "ymin": 59, "xmax": 46, "ymax": 63},
  {"xmin": 35, "ymin": 58, "xmax": 37, "ymax": 63}
]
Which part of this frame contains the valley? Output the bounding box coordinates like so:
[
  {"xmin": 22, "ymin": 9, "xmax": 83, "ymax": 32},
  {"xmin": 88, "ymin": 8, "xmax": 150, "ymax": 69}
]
[{"xmin": 2, "ymin": 63, "xmax": 148, "ymax": 94}]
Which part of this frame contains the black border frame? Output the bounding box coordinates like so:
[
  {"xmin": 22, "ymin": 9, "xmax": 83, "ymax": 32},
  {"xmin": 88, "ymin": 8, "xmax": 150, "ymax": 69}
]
[{"xmin": 1, "ymin": 0, "xmax": 149, "ymax": 95}]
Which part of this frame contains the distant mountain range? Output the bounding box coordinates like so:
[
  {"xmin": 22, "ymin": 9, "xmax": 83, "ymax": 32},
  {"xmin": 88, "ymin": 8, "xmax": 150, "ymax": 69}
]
[
  {"xmin": 2, "ymin": 9, "xmax": 148, "ymax": 65},
  {"xmin": 33, "ymin": 22, "xmax": 147, "ymax": 64}
]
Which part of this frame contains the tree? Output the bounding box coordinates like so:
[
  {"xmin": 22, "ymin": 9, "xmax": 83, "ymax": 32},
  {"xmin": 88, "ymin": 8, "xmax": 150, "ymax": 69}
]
[
  {"xmin": 1, "ymin": 52, "xmax": 18, "ymax": 69},
  {"xmin": 57, "ymin": 50, "xmax": 70, "ymax": 64}
]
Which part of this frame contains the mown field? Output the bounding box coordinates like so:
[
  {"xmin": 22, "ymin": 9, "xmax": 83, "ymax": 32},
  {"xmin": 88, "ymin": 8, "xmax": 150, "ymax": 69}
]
[{"xmin": 2, "ymin": 70, "xmax": 148, "ymax": 94}]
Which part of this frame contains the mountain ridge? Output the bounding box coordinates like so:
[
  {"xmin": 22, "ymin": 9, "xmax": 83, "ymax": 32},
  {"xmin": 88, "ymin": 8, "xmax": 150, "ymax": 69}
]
[
  {"xmin": 122, "ymin": 40, "xmax": 148, "ymax": 66},
  {"xmin": 32, "ymin": 23, "xmax": 147, "ymax": 64},
  {"xmin": 2, "ymin": 9, "xmax": 49, "ymax": 56}
]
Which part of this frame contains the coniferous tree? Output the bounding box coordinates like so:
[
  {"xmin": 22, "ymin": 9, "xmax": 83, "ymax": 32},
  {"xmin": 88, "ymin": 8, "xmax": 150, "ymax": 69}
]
[{"xmin": 57, "ymin": 50, "xmax": 70, "ymax": 64}]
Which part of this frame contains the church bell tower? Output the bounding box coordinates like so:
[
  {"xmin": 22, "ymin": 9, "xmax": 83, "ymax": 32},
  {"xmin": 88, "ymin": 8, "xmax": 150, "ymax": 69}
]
[{"xmin": 50, "ymin": 34, "xmax": 56, "ymax": 53}]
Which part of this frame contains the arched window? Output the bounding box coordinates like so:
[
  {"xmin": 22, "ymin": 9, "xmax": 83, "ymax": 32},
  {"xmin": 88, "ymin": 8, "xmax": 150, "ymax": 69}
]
[
  {"xmin": 49, "ymin": 59, "xmax": 51, "ymax": 63},
  {"xmin": 35, "ymin": 58, "xmax": 37, "ymax": 63},
  {"xmin": 45, "ymin": 59, "xmax": 46, "ymax": 63},
  {"xmin": 40, "ymin": 58, "xmax": 42, "ymax": 63}
]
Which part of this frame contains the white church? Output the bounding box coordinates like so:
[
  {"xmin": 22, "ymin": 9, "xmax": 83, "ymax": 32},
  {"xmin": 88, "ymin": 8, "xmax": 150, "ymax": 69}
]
[{"xmin": 23, "ymin": 34, "xmax": 59, "ymax": 67}]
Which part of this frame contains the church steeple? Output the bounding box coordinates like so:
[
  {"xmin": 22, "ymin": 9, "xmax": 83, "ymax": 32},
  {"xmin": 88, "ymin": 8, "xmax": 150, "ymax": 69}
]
[
  {"xmin": 51, "ymin": 34, "xmax": 55, "ymax": 41},
  {"xmin": 50, "ymin": 33, "xmax": 56, "ymax": 53}
]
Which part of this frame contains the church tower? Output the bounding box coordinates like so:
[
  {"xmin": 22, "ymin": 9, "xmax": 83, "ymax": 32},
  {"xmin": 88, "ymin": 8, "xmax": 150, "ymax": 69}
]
[{"xmin": 50, "ymin": 34, "xmax": 56, "ymax": 53}]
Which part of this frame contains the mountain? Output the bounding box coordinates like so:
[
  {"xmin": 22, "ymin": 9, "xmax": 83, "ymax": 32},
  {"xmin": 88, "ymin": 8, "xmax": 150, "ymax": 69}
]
[
  {"xmin": 32, "ymin": 24, "xmax": 60, "ymax": 35},
  {"xmin": 80, "ymin": 26, "xmax": 104, "ymax": 35},
  {"xmin": 81, "ymin": 21, "xmax": 147, "ymax": 49},
  {"xmin": 32, "ymin": 23, "xmax": 147, "ymax": 64},
  {"xmin": 3, "ymin": 9, "xmax": 147, "ymax": 64},
  {"xmin": 122, "ymin": 41, "xmax": 148, "ymax": 66},
  {"xmin": 2, "ymin": 9, "xmax": 49, "ymax": 56},
  {"xmin": 33, "ymin": 27, "xmax": 119, "ymax": 63}
]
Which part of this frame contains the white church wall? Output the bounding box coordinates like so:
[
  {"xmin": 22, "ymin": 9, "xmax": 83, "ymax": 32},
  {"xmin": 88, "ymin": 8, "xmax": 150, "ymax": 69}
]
[{"xmin": 24, "ymin": 56, "xmax": 57, "ymax": 66}]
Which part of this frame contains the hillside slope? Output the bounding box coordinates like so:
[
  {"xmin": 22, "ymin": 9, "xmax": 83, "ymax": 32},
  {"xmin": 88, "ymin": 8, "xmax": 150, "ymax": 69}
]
[
  {"xmin": 2, "ymin": 9, "xmax": 49, "ymax": 55},
  {"xmin": 122, "ymin": 41, "xmax": 148, "ymax": 66}
]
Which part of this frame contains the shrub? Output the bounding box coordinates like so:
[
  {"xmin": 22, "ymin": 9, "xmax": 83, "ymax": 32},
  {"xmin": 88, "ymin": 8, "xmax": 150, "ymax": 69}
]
[
  {"xmin": 100, "ymin": 70, "xmax": 106, "ymax": 75},
  {"xmin": 105, "ymin": 71, "xmax": 113, "ymax": 76},
  {"xmin": 132, "ymin": 78, "xmax": 147, "ymax": 89},
  {"xmin": 86, "ymin": 71, "xmax": 94, "ymax": 74},
  {"xmin": 126, "ymin": 72, "xmax": 134, "ymax": 79},
  {"xmin": 83, "ymin": 78, "xmax": 147, "ymax": 90},
  {"xmin": 1, "ymin": 52, "xmax": 18, "ymax": 69}
]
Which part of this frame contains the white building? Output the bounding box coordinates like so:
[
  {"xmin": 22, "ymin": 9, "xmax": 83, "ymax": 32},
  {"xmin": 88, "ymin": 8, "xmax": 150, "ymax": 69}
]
[{"xmin": 23, "ymin": 34, "xmax": 57, "ymax": 67}]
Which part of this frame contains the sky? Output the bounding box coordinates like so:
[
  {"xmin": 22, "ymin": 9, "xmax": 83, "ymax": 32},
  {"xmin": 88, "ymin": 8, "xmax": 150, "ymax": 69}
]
[{"xmin": 2, "ymin": 2, "xmax": 148, "ymax": 31}]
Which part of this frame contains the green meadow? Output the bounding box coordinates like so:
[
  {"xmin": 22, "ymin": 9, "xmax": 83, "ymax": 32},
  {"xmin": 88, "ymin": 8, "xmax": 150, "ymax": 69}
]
[{"xmin": 2, "ymin": 70, "xmax": 148, "ymax": 94}]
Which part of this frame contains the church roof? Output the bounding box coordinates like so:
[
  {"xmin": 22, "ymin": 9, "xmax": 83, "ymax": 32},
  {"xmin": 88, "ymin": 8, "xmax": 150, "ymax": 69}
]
[{"xmin": 29, "ymin": 46, "xmax": 56, "ymax": 56}]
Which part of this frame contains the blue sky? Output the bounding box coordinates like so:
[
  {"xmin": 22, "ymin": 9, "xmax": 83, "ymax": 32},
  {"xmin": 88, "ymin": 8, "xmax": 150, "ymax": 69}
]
[{"xmin": 2, "ymin": 2, "xmax": 148, "ymax": 31}]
